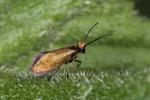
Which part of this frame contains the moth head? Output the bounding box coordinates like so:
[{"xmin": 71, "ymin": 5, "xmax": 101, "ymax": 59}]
[{"xmin": 77, "ymin": 42, "xmax": 86, "ymax": 53}]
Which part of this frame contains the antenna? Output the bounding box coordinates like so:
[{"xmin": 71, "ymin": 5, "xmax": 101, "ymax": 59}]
[
  {"xmin": 83, "ymin": 22, "xmax": 99, "ymax": 42},
  {"xmin": 86, "ymin": 34, "xmax": 112, "ymax": 46}
]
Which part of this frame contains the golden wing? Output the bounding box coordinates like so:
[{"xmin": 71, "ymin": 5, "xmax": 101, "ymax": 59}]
[{"xmin": 31, "ymin": 48, "xmax": 76, "ymax": 76}]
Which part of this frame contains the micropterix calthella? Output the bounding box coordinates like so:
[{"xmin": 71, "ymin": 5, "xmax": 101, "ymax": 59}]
[{"xmin": 30, "ymin": 22, "xmax": 112, "ymax": 79}]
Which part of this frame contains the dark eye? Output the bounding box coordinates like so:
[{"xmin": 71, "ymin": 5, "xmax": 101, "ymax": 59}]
[{"xmin": 81, "ymin": 49, "xmax": 85, "ymax": 53}]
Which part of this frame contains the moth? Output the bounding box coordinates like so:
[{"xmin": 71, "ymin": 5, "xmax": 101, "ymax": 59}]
[{"xmin": 30, "ymin": 22, "xmax": 112, "ymax": 79}]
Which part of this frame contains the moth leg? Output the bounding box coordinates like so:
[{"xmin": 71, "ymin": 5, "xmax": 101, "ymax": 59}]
[
  {"xmin": 66, "ymin": 60, "xmax": 82, "ymax": 77},
  {"xmin": 66, "ymin": 61, "xmax": 75, "ymax": 78},
  {"xmin": 66, "ymin": 72, "xmax": 69, "ymax": 78},
  {"xmin": 74, "ymin": 59, "xmax": 82, "ymax": 68},
  {"xmin": 47, "ymin": 66, "xmax": 60, "ymax": 81},
  {"xmin": 47, "ymin": 74, "xmax": 52, "ymax": 81}
]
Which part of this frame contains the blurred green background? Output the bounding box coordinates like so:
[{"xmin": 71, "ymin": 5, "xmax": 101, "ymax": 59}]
[{"xmin": 0, "ymin": 0, "xmax": 150, "ymax": 99}]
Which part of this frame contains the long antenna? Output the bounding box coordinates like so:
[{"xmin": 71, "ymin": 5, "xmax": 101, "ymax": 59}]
[
  {"xmin": 86, "ymin": 34, "xmax": 112, "ymax": 46},
  {"xmin": 83, "ymin": 22, "xmax": 99, "ymax": 42}
]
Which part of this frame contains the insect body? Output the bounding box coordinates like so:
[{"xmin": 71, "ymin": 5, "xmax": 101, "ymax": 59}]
[{"xmin": 30, "ymin": 22, "xmax": 112, "ymax": 77}]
